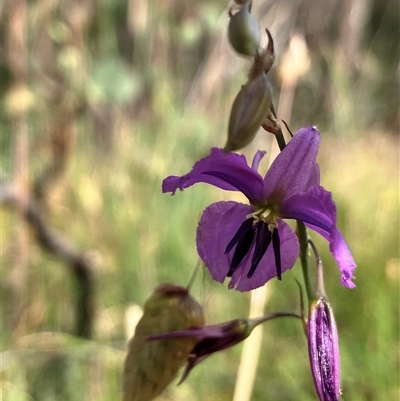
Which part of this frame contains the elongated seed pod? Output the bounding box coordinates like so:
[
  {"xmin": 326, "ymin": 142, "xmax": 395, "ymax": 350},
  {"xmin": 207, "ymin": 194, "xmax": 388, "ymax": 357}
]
[
  {"xmin": 225, "ymin": 73, "xmax": 272, "ymax": 152},
  {"xmin": 228, "ymin": 1, "xmax": 260, "ymax": 57},
  {"xmin": 122, "ymin": 284, "xmax": 204, "ymax": 401}
]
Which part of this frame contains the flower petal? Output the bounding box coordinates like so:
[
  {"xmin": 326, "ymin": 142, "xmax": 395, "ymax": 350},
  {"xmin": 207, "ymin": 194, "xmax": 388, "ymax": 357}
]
[
  {"xmin": 264, "ymin": 126, "xmax": 320, "ymax": 202},
  {"xmin": 279, "ymin": 185, "xmax": 356, "ymax": 288},
  {"xmin": 308, "ymin": 165, "xmax": 320, "ymax": 188},
  {"xmin": 197, "ymin": 201, "xmax": 252, "ymax": 284},
  {"xmin": 197, "ymin": 201, "xmax": 300, "ymax": 291},
  {"xmin": 162, "ymin": 148, "xmax": 265, "ymax": 204}
]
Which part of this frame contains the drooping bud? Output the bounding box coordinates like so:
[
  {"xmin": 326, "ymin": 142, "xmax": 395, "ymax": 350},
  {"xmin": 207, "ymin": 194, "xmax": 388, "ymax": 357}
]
[
  {"xmin": 225, "ymin": 73, "xmax": 272, "ymax": 152},
  {"xmin": 228, "ymin": 1, "xmax": 261, "ymax": 57},
  {"xmin": 122, "ymin": 283, "xmax": 204, "ymax": 401},
  {"xmin": 307, "ymin": 242, "xmax": 341, "ymax": 401},
  {"xmin": 149, "ymin": 312, "xmax": 300, "ymax": 383}
]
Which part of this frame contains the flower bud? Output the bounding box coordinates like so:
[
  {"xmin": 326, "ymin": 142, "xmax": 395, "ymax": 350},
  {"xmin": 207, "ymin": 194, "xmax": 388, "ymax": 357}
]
[
  {"xmin": 225, "ymin": 73, "xmax": 272, "ymax": 152},
  {"xmin": 308, "ymin": 297, "xmax": 341, "ymax": 401},
  {"xmin": 123, "ymin": 283, "xmax": 204, "ymax": 401},
  {"xmin": 307, "ymin": 242, "xmax": 341, "ymax": 401},
  {"xmin": 228, "ymin": 1, "xmax": 260, "ymax": 57},
  {"xmin": 149, "ymin": 312, "xmax": 300, "ymax": 383}
]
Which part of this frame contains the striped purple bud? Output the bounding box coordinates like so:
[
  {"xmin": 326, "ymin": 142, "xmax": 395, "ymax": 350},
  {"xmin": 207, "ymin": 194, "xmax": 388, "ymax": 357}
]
[
  {"xmin": 308, "ymin": 297, "xmax": 341, "ymax": 401},
  {"xmin": 306, "ymin": 240, "xmax": 342, "ymax": 401}
]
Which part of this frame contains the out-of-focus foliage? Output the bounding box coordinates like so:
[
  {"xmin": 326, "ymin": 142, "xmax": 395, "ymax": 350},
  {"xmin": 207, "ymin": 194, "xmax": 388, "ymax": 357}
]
[{"xmin": 1, "ymin": 0, "xmax": 399, "ymax": 400}]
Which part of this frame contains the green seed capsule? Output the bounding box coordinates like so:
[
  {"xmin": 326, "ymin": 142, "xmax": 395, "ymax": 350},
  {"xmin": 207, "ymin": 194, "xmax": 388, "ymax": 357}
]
[
  {"xmin": 122, "ymin": 284, "xmax": 204, "ymax": 401},
  {"xmin": 228, "ymin": 1, "xmax": 260, "ymax": 57},
  {"xmin": 225, "ymin": 73, "xmax": 272, "ymax": 152}
]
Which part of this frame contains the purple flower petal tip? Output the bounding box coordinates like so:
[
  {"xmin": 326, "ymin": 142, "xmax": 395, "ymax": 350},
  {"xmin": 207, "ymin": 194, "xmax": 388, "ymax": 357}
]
[
  {"xmin": 340, "ymin": 269, "xmax": 356, "ymax": 289},
  {"xmin": 162, "ymin": 175, "xmax": 183, "ymax": 195}
]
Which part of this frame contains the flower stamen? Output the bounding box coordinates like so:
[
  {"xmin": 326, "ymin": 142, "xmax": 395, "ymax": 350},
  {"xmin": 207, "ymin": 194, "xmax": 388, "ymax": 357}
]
[
  {"xmin": 248, "ymin": 222, "xmax": 271, "ymax": 278},
  {"xmin": 227, "ymin": 226, "xmax": 256, "ymax": 277},
  {"xmin": 272, "ymin": 228, "xmax": 282, "ymax": 280}
]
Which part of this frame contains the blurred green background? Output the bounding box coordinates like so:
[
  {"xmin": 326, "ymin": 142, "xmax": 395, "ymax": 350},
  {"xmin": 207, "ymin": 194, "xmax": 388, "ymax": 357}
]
[{"xmin": 1, "ymin": 0, "xmax": 399, "ymax": 400}]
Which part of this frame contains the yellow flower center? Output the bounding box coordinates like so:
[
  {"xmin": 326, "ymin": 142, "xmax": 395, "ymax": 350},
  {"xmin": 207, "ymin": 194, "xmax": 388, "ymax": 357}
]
[{"xmin": 246, "ymin": 205, "xmax": 279, "ymax": 232}]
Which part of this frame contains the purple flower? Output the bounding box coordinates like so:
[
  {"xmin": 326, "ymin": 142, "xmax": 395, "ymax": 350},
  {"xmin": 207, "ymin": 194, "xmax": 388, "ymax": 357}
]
[
  {"xmin": 308, "ymin": 297, "xmax": 341, "ymax": 401},
  {"xmin": 163, "ymin": 126, "xmax": 356, "ymax": 291}
]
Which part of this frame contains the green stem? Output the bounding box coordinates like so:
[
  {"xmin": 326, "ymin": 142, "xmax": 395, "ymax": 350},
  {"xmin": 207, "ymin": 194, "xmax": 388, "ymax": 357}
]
[
  {"xmin": 271, "ymin": 108, "xmax": 313, "ymax": 301},
  {"xmin": 251, "ymin": 312, "xmax": 302, "ymax": 327},
  {"xmin": 274, "ymin": 132, "xmax": 287, "ymax": 151},
  {"xmin": 297, "ymin": 221, "xmax": 313, "ymax": 301}
]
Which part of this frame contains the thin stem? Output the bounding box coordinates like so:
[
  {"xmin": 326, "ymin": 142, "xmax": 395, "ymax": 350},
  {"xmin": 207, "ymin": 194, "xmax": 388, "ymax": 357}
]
[
  {"xmin": 275, "ymin": 131, "xmax": 287, "ymax": 151},
  {"xmin": 281, "ymin": 120, "xmax": 294, "ymax": 137},
  {"xmin": 186, "ymin": 258, "xmax": 202, "ymax": 291},
  {"xmin": 251, "ymin": 311, "xmax": 302, "ymax": 327},
  {"xmin": 270, "ymin": 103, "xmax": 287, "ymax": 152},
  {"xmin": 298, "ymin": 221, "xmax": 313, "ymax": 301},
  {"xmin": 294, "ymin": 278, "xmax": 307, "ymax": 335},
  {"xmin": 308, "ymin": 239, "xmax": 326, "ymax": 298}
]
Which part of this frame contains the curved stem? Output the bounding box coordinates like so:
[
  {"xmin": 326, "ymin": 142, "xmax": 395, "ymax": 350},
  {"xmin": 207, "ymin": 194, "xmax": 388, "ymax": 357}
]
[
  {"xmin": 186, "ymin": 258, "xmax": 202, "ymax": 291},
  {"xmin": 297, "ymin": 221, "xmax": 313, "ymax": 301},
  {"xmin": 251, "ymin": 311, "xmax": 302, "ymax": 327},
  {"xmin": 308, "ymin": 239, "xmax": 326, "ymax": 298}
]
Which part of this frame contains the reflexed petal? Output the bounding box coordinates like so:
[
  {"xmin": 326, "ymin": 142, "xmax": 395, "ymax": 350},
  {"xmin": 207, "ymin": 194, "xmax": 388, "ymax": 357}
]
[
  {"xmin": 263, "ymin": 126, "xmax": 320, "ymax": 202},
  {"xmin": 279, "ymin": 185, "xmax": 356, "ymax": 288},
  {"xmin": 162, "ymin": 148, "xmax": 265, "ymax": 205},
  {"xmin": 228, "ymin": 220, "xmax": 300, "ymax": 291},
  {"xmin": 197, "ymin": 201, "xmax": 253, "ymax": 284}
]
